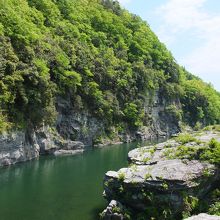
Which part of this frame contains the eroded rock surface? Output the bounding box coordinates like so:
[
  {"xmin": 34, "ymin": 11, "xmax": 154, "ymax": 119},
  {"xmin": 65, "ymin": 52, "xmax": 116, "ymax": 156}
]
[
  {"xmin": 36, "ymin": 127, "xmax": 84, "ymax": 155},
  {"xmin": 128, "ymin": 131, "xmax": 220, "ymax": 165},
  {"xmin": 104, "ymin": 159, "xmax": 219, "ymax": 212},
  {"xmin": 0, "ymin": 131, "xmax": 40, "ymax": 167},
  {"xmin": 185, "ymin": 214, "xmax": 220, "ymax": 220},
  {"xmin": 103, "ymin": 130, "xmax": 220, "ymax": 219},
  {"xmin": 101, "ymin": 200, "xmax": 127, "ymax": 220},
  {"xmin": 128, "ymin": 140, "xmax": 179, "ymax": 165},
  {"xmin": 0, "ymin": 127, "xmax": 85, "ymax": 167}
]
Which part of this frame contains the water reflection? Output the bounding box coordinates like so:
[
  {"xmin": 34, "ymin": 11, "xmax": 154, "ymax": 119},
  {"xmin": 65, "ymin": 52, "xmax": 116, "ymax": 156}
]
[{"xmin": 0, "ymin": 140, "xmax": 156, "ymax": 220}]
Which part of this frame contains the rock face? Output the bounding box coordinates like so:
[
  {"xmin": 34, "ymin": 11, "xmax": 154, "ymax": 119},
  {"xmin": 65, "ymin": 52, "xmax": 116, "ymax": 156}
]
[
  {"xmin": 0, "ymin": 127, "xmax": 85, "ymax": 167},
  {"xmin": 36, "ymin": 127, "xmax": 85, "ymax": 155},
  {"xmin": 56, "ymin": 96, "xmax": 105, "ymax": 146},
  {"xmin": 101, "ymin": 200, "xmax": 127, "ymax": 220},
  {"xmin": 0, "ymin": 92, "xmax": 180, "ymax": 167},
  {"xmin": 104, "ymin": 160, "xmax": 219, "ymax": 213},
  {"xmin": 56, "ymin": 94, "xmax": 180, "ymax": 146},
  {"xmin": 128, "ymin": 131, "xmax": 220, "ymax": 166},
  {"xmin": 185, "ymin": 214, "xmax": 220, "ymax": 220},
  {"xmin": 0, "ymin": 131, "xmax": 40, "ymax": 167},
  {"xmin": 103, "ymin": 131, "xmax": 220, "ymax": 219}
]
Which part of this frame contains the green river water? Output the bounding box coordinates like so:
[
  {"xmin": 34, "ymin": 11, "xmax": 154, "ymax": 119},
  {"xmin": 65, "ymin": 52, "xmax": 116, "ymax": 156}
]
[{"xmin": 0, "ymin": 141, "xmax": 154, "ymax": 220}]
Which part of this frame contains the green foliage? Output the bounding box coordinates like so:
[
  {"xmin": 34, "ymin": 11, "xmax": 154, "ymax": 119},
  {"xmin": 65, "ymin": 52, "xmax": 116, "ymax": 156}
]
[
  {"xmin": 123, "ymin": 102, "xmax": 144, "ymax": 128},
  {"xmin": 0, "ymin": 0, "xmax": 219, "ymax": 132},
  {"xmin": 209, "ymin": 202, "xmax": 220, "ymax": 215},
  {"xmin": 118, "ymin": 171, "xmax": 125, "ymax": 181},
  {"xmin": 0, "ymin": 23, "xmax": 4, "ymax": 36},
  {"xmin": 208, "ymin": 189, "xmax": 220, "ymax": 216},
  {"xmin": 203, "ymin": 125, "xmax": 220, "ymax": 132},
  {"xmin": 181, "ymin": 80, "xmax": 220, "ymax": 126},
  {"xmin": 169, "ymin": 135, "xmax": 220, "ymax": 165},
  {"xmin": 175, "ymin": 133, "xmax": 199, "ymax": 144},
  {"xmin": 182, "ymin": 195, "xmax": 199, "ymax": 219},
  {"xmin": 165, "ymin": 104, "xmax": 183, "ymax": 122},
  {"xmin": 0, "ymin": 112, "xmax": 11, "ymax": 132},
  {"xmin": 173, "ymin": 145, "xmax": 201, "ymax": 160},
  {"xmin": 200, "ymin": 138, "xmax": 220, "ymax": 164}
]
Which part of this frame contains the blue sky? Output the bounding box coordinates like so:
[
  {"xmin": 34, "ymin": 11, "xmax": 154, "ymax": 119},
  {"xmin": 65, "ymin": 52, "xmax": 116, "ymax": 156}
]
[{"xmin": 118, "ymin": 0, "xmax": 220, "ymax": 91}]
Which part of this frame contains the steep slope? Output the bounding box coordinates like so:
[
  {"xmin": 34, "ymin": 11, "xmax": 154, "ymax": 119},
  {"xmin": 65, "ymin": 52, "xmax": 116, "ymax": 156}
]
[{"xmin": 0, "ymin": 0, "xmax": 219, "ymax": 150}]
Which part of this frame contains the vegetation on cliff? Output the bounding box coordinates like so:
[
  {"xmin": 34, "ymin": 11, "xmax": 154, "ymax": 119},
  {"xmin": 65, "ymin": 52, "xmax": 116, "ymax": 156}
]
[{"xmin": 0, "ymin": 0, "xmax": 219, "ymax": 133}]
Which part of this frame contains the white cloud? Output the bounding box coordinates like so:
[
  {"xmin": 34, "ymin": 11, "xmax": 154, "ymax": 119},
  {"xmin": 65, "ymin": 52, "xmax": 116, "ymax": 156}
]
[
  {"xmin": 155, "ymin": 0, "xmax": 220, "ymax": 91},
  {"xmin": 118, "ymin": 0, "xmax": 131, "ymax": 6},
  {"xmin": 181, "ymin": 37, "xmax": 220, "ymax": 89}
]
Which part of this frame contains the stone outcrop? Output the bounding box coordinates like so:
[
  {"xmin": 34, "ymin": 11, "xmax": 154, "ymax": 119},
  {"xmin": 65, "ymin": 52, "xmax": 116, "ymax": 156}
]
[
  {"xmin": 0, "ymin": 130, "xmax": 40, "ymax": 167},
  {"xmin": 53, "ymin": 149, "xmax": 84, "ymax": 156},
  {"xmin": 128, "ymin": 131, "xmax": 220, "ymax": 165},
  {"xmin": 0, "ymin": 127, "xmax": 85, "ymax": 167},
  {"xmin": 36, "ymin": 127, "xmax": 84, "ymax": 155},
  {"xmin": 0, "ymin": 91, "xmax": 181, "ymax": 167},
  {"xmin": 185, "ymin": 214, "xmax": 220, "ymax": 220},
  {"xmin": 128, "ymin": 139, "xmax": 179, "ymax": 165},
  {"xmin": 104, "ymin": 160, "xmax": 219, "ymax": 213},
  {"xmin": 56, "ymin": 94, "xmax": 180, "ymax": 146},
  {"xmin": 101, "ymin": 200, "xmax": 127, "ymax": 220},
  {"xmin": 102, "ymin": 130, "xmax": 220, "ymax": 219}
]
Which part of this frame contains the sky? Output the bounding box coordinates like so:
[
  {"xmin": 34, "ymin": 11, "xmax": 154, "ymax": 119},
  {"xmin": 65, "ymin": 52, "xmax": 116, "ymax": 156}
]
[{"xmin": 118, "ymin": 0, "xmax": 220, "ymax": 91}]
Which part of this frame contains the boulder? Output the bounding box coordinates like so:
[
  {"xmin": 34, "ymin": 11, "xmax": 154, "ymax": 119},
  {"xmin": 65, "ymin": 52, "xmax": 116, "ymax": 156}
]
[
  {"xmin": 36, "ymin": 127, "xmax": 85, "ymax": 155},
  {"xmin": 100, "ymin": 200, "xmax": 129, "ymax": 220},
  {"xmin": 104, "ymin": 159, "xmax": 219, "ymax": 213},
  {"xmin": 128, "ymin": 140, "xmax": 180, "ymax": 165},
  {"xmin": 103, "ymin": 130, "xmax": 220, "ymax": 218},
  {"xmin": 0, "ymin": 131, "xmax": 40, "ymax": 167},
  {"xmin": 53, "ymin": 149, "xmax": 84, "ymax": 156},
  {"xmin": 185, "ymin": 214, "xmax": 220, "ymax": 220}
]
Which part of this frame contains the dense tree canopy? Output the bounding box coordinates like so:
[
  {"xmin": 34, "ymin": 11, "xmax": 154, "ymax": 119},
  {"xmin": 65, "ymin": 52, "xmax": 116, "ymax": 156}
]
[{"xmin": 0, "ymin": 0, "xmax": 219, "ymax": 132}]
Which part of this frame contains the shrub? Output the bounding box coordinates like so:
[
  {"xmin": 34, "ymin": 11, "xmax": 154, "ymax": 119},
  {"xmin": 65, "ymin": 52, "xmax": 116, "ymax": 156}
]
[{"xmin": 175, "ymin": 133, "xmax": 199, "ymax": 144}]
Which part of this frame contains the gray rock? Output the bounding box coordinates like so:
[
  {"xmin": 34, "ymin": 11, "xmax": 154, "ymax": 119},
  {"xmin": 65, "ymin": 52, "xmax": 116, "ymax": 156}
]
[
  {"xmin": 128, "ymin": 130, "xmax": 220, "ymax": 165},
  {"xmin": 56, "ymin": 96, "xmax": 106, "ymax": 146},
  {"xmin": 0, "ymin": 131, "xmax": 40, "ymax": 167},
  {"xmin": 36, "ymin": 126, "xmax": 85, "ymax": 155},
  {"xmin": 185, "ymin": 214, "xmax": 220, "ymax": 220},
  {"xmin": 56, "ymin": 94, "xmax": 180, "ymax": 146},
  {"xmin": 0, "ymin": 127, "xmax": 85, "ymax": 167},
  {"xmin": 63, "ymin": 141, "xmax": 84, "ymax": 150},
  {"xmin": 53, "ymin": 149, "xmax": 84, "ymax": 156},
  {"xmin": 103, "ymin": 130, "xmax": 220, "ymax": 218},
  {"xmin": 128, "ymin": 140, "xmax": 179, "ymax": 165},
  {"xmin": 104, "ymin": 159, "xmax": 219, "ymax": 212},
  {"xmin": 100, "ymin": 200, "xmax": 128, "ymax": 220},
  {"xmin": 196, "ymin": 132, "xmax": 220, "ymax": 143}
]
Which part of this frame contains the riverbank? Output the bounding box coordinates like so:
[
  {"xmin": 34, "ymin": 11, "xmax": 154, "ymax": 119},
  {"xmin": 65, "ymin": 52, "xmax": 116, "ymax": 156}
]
[
  {"xmin": 0, "ymin": 122, "xmax": 171, "ymax": 168},
  {"xmin": 101, "ymin": 125, "xmax": 220, "ymax": 219},
  {"xmin": 0, "ymin": 140, "xmax": 151, "ymax": 220},
  {"xmin": 0, "ymin": 127, "xmax": 85, "ymax": 167}
]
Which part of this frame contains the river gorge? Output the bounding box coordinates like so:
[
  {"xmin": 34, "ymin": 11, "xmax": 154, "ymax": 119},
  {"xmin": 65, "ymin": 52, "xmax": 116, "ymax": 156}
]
[{"xmin": 0, "ymin": 141, "xmax": 152, "ymax": 220}]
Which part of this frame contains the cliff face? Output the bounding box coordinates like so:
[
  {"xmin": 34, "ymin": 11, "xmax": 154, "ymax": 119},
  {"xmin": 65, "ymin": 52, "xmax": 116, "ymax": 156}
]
[
  {"xmin": 56, "ymin": 92, "xmax": 180, "ymax": 146},
  {"xmin": 56, "ymin": 95, "xmax": 106, "ymax": 146},
  {"xmin": 0, "ymin": 127, "xmax": 85, "ymax": 167},
  {"xmin": 0, "ymin": 91, "xmax": 180, "ymax": 167}
]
